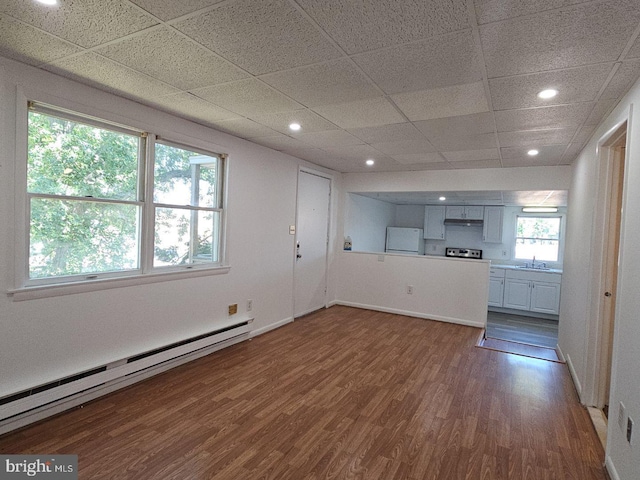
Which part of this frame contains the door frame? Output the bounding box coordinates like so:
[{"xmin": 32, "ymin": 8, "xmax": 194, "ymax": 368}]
[
  {"xmin": 293, "ymin": 167, "xmax": 333, "ymax": 318},
  {"xmin": 583, "ymin": 114, "xmax": 631, "ymax": 408}
]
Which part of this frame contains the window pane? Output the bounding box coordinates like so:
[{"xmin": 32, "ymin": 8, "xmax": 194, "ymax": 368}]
[
  {"xmin": 154, "ymin": 207, "xmax": 220, "ymax": 266},
  {"xmin": 516, "ymin": 217, "xmax": 560, "ymax": 239},
  {"xmin": 515, "ymin": 239, "xmax": 559, "ymax": 262},
  {"xmin": 28, "ymin": 111, "xmax": 139, "ymax": 201},
  {"xmin": 154, "ymin": 143, "xmax": 219, "ymax": 208},
  {"xmin": 29, "ymin": 197, "xmax": 140, "ymax": 278}
]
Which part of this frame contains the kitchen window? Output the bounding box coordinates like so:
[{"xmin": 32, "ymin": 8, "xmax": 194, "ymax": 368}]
[
  {"xmin": 514, "ymin": 215, "xmax": 561, "ymax": 262},
  {"xmin": 22, "ymin": 102, "xmax": 226, "ymax": 288}
]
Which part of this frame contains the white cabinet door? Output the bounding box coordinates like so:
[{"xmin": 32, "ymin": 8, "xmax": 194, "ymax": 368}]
[
  {"xmin": 465, "ymin": 206, "xmax": 484, "ymax": 220},
  {"xmin": 530, "ymin": 281, "xmax": 561, "ymax": 314},
  {"xmin": 424, "ymin": 206, "xmax": 446, "ymax": 239},
  {"xmin": 483, "ymin": 207, "xmax": 503, "ymax": 243},
  {"xmin": 445, "ymin": 206, "xmax": 465, "ymax": 219},
  {"xmin": 503, "ymin": 278, "xmax": 531, "ymax": 310},
  {"xmin": 488, "ymin": 277, "xmax": 504, "ymax": 307}
]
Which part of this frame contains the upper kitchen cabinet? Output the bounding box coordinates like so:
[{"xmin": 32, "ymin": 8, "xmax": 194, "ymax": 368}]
[
  {"xmin": 424, "ymin": 206, "xmax": 445, "ymax": 240},
  {"xmin": 445, "ymin": 206, "xmax": 484, "ymax": 220},
  {"xmin": 483, "ymin": 207, "xmax": 504, "ymax": 243}
]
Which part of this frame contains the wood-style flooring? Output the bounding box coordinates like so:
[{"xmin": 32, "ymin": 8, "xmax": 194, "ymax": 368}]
[
  {"xmin": 0, "ymin": 306, "xmax": 605, "ymax": 479},
  {"xmin": 486, "ymin": 311, "xmax": 559, "ymax": 348}
]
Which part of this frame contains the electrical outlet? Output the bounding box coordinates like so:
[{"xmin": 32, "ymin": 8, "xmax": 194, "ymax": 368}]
[
  {"xmin": 228, "ymin": 304, "xmax": 238, "ymax": 315},
  {"xmin": 407, "ymin": 285, "xmax": 414, "ymax": 295},
  {"xmin": 502, "ymin": 250, "xmax": 508, "ymax": 257},
  {"xmin": 619, "ymin": 402, "xmax": 627, "ymax": 430},
  {"xmin": 628, "ymin": 417, "xmax": 634, "ymax": 444},
  {"xmin": 247, "ymin": 299, "xmax": 253, "ymax": 312}
]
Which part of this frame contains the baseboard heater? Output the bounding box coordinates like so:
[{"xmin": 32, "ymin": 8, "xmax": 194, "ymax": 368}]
[{"xmin": 0, "ymin": 318, "xmax": 252, "ymax": 432}]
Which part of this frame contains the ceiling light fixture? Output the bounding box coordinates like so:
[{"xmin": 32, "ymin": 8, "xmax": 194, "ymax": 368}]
[
  {"xmin": 288, "ymin": 123, "xmax": 301, "ymax": 131},
  {"xmin": 537, "ymin": 89, "xmax": 558, "ymax": 99},
  {"xmin": 522, "ymin": 206, "xmax": 558, "ymax": 213},
  {"xmin": 527, "ymin": 149, "xmax": 539, "ymax": 156},
  {"xmin": 365, "ymin": 159, "xmax": 375, "ymax": 166},
  {"xmin": 35, "ymin": 0, "xmax": 58, "ymax": 4},
  {"xmin": 439, "ymin": 196, "xmax": 446, "ymax": 201}
]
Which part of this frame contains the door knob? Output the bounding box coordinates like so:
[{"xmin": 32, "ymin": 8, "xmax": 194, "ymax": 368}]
[{"xmin": 605, "ymin": 291, "xmax": 612, "ymax": 297}]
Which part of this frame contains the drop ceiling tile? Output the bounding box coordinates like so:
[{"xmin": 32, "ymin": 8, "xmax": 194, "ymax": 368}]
[
  {"xmin": 481, "ymin": 0, "xmax": 640, "ymax": 78},
  {"xmin": 572, "ymin": 125, "xmax": 597, "ymax": 145},
  {"xmin": 442, "ymin": 148, "xmax": 500, "ymax": 162},
  {"xmin": 212, "ymin": 118, "xmax": 278, "ymax": 138},
  {"xmin": 414, "ymin": 112, "xmax": 495, "ymax": 139},
  {"xmin": 391, "ymin": 153, "xmax": 445, "ymax": 165},
  {"xmin": 498, "ymin": 128, "xmax": 576, "ymax": 147},
  {"xmin": 584, "ymin": 98, "xmax": 617, "ymax": 125},
  {"xmin": 295, "ymin": 130, "xmax": 364, "ymax": 148},
  {"xmin": 600, "ymin": 59, "xmax": 640, "ymax": 100},
  {"xmin": 44, "ymin": 52, "xmax": 180, "ymax": 100},
  {"xmin": 129, "ymin": 0, "xmax": 225, "ymax": 21},
  {"xmin": 250, "ymin": 110, "xmax": 339, "ymax": 135},
  {"xmin": 295, "ymin": 0, "xmax": 469, "ymax": 54},
  {"xmin": 259, "ymin": 59, "xmax": 380, "ymax": 108},
  {"xmin": 0, "ymin": 0, "xmax": 158, "ymax": 48},
  {"xmin": 561, "ymin": 142, "xmax": 588, "ymax": 163},
  {"xmin": 494, "ymin": 103, "xmax": 593, "ymax": 132},
  {"xmin": 96, "ymin": 27, "xmax": 248, "ymax": 90},
  {"xmin": 489, "ymin": 64, "xmax": 613, "ymax": 110},
  {"xmin": 151, "ymin": 93, "xmax": 240, "ymax": 123},
  {"xmin": 323, "ymin": 144, "xmax": 390, "ymax": 162},
  {"xmin": 172, "ymin": 0, "xmax": 341, "ymax": 75},
  {"xmin": 280, "ymin": 146, "xmax": 332, "ymax": 164},
  {"xmin": 449, "ymin": 159, "xmax": 503, "ymax": 169},
  {"xmin": 352, "ymin": 30, "xmax": 483, "ymax": 94},
  {"xmin": 501, "ymin": 144, "xmax": 566, "ymax": 162},
  {"xmin": 347, "ymin": 123, "xmax": 427, "ymax": 143},
  {"xmin": 192, "ymin": 79, "xmax": 303, "ymax": 117},
  {"xmin": 247, "ymin": 134, "xmax": 311, "ymax": 151},
  {"xmin": 0, "ymin": 14, "xmax": 83, "ymax": 66},
  {"xmin": 474, "ymin": 0, "xmax": 588, "ymax": 24},
  {"xmin": 429, "ymin": 133, "xmax": 497, "ymax": 151},
  {"xmin": 502, "ymin": 156, "xmax": 559, "ymax": 167},
  {"xmin": 391, "ymin": 82, "xmax": 490, "ymax": 121},
  {"xmin": 370, "ymin": 140, "xmax": 437, "ymax": 155},
  {"xmin": 312, "ymin": 97, "xmax": 406, "ymax": 129}
]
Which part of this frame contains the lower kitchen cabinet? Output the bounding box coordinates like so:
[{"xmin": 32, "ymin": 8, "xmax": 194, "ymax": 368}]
[
  {"xmin": 488, "ymin": 268, "xmax": 505, "ymax": 307},
  {"xmin": 502, "ymin": 270, "xmax": 562, "ymax": 315}
]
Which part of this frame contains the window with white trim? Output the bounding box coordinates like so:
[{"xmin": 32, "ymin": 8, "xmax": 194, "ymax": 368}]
[
  {"xmin": 25, "ymin": 102, "xmax": 226, "ymax": 286},
  {"xmin": 514, "ymin": 215, "xmax": 561, "ymax": 262}
]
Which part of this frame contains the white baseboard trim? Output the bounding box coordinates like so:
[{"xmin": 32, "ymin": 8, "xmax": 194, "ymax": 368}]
[
  {"xmin": 334, "ymin": 301, "xmax": 485, "ymax": 329},
  {"xmin": 565, "ymin": 353, "xmax": 583, "ymax": 401},
  {"xmin": 555, "ymin": 344, "xmax": 566, "ymax": 362},
  {"xmin": 605, "ymin": 456, "xmax": 621, "ymax": 480},
  {"xmin": 249, "ymin": 317, "xmax": 294, "ymax": 337},
  {"xmin": 0, "ymin": 334, "xmax": 248, "ymax": 436}
]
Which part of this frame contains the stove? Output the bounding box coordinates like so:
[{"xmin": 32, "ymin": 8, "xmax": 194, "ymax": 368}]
[{"xmin": 445, "ymin": 247, "xmax": 482, "ymax": 259}]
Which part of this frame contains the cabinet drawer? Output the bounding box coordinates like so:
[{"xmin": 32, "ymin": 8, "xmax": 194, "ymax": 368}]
[{"xmin": 505, "ymin": 269, "xmax": 561, "ymax": 283}]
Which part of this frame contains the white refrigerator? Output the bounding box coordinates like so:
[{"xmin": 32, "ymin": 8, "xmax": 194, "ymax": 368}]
[{"xmin": 385, "ymin": 227, "xmax": 425, "ymax": 255}]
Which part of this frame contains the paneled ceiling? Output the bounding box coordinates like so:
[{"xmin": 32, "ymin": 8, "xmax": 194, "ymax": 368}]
[
  {"xmin": 355, "ymin": 190, "xmax": 569, "ymax": 206},
  {"xmin": 2, "ymin": 0, "xmax": 640, "ymax": 173}
]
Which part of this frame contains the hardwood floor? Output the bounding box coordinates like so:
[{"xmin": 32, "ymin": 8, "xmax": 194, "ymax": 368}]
[{"xmin": 0, "ymin": 306, "xmax": 606, "ymax": 479}]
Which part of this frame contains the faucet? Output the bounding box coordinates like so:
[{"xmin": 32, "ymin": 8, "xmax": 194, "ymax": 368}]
[{"xmin": 531, "ymin": 256, "xmax": 536, "ymax": 268}]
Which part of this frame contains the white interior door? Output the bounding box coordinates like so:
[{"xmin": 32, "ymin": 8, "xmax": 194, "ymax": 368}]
[{"xmin": 294, "ymin": 171, "xmax": 331, "ymax": 318}]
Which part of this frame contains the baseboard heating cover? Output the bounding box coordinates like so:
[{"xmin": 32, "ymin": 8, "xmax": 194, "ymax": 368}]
[{"xmin": 0, "ymin": 318, "xmax": 252, "ymax": 431}]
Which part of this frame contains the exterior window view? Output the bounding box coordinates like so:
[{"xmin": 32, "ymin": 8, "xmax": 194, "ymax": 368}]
[{"xmin": 2, "ymin": 1, "xmax": 640, "ymax": 479}]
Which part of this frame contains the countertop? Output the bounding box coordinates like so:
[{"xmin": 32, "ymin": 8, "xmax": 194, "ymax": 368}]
[{"xmin": 490, "ymin": 264, "xmax": 563, "ymax": 274}]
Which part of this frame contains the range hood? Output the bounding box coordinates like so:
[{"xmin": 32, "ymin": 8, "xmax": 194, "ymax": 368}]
[{"xmin": 444, "ymin": 219, "xmax": 484, "ymax": 226}]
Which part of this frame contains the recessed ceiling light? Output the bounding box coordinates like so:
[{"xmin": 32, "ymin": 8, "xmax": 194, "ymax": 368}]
[
  {"xmin": 35, "ymin": 0, "xmax": 57, "ymax": 5},
  {"xmin": 537, "ymin": 89, "xmax": 558, "ymax": 99},
  {"xmin": 288, "ymin": 123, "xmax": 301, "ymax": 131},
  {"xmin": 527, "ymin": 149, "xmax": 539, "ymax": 156},
  {"xmin": 439, "ymin": 196, "xmax": 446, "ymax": 201},
  {"xmin": 365, "ymin": 159, "xmax": 375, "ymax": 166}
]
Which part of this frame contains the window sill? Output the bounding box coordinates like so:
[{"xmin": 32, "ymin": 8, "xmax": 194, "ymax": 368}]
[{"xmin": 8, "ymin": 266, "xmax": 231, "ymax": 302}]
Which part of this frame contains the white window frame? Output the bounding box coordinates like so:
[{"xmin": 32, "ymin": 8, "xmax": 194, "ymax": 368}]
[
  {"xmin": 513, "ymin": 214, "xmax": 564, "ymax": 265},
  {"xmin": 12, "ymin": 91, "xmax": 229, "ymax": 301}
]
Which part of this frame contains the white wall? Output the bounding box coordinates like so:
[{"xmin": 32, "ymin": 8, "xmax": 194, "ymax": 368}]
[
  {"xmin": 394, "ymin": 204, "xmax": 424, "ymax": 227},
  {"xmin": 560, "ymin": 74, "xmax": 640, "ymax": 479},
  {"xmin": 0, "ymin": 57, "xmax": 338, "ymax": 398},
  {"xmin": 344, "ymin": 193, "xmax": 395, "ymax": 252},
  {"xmin": 335, "ymin": 253, "xmax": 490, "ymax": 328}
]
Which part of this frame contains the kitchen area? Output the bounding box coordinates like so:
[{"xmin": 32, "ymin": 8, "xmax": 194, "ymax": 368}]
[{"xmin": 341, "ymin": 190, "xmax": 566, "ymax": 348}]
